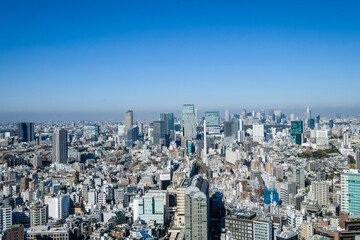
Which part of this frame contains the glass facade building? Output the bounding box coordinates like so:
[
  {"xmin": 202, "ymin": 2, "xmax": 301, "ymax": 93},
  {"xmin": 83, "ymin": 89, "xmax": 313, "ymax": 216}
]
[
  {"xmin": 182, "ymin": 104, "xmax": 197, "ymax": 139},
  {"xmin": 291, "ymin": 121, "xmax": 303, "ymax": 145},
  {"xmin": 341, "ymin": 170, "xmax": 360, "ymax": 214},
  {"xmin": 205, "ymin": 112, "xmax": 220, "ymax": 127}
]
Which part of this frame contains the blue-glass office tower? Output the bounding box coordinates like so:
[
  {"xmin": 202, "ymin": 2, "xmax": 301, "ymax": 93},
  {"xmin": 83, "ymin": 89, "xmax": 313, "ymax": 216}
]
[
  {"xmin": 160, "ymin": 113, "xmax": 175, "ymax": 141},
  {"xmin": 308, "ymin": 118, "xmax": 315, "ymax": 130},
  {"xmin": 153, "ymin": 121, "xmax": 169, "ymax": 147},
  {"xmin": 17, "ymin": 122, "xmax": 35, "ymax": 142},
  {"xmin": 182, "ymin": 104, "xmax": 197, "ymax": 139},
  {"xmin": 291, "ymin": 121, "xmax": 303, "ymax": 145},
  {"xmin": 205, "ymin": 112, "xmax": 220, "ymax": 127},
  {"xmin": 341, "ymin": 170, "xmax": 360, "ymax": 214}
]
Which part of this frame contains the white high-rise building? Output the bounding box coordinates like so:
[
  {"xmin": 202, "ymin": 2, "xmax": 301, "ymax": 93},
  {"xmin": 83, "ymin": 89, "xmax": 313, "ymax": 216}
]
[
  {"xmin": 203, "ymin": 120, "xmax": 207, "ymax": 162},
  {"xmin": 253, "ymin": 218, "xmax": 272, "ymax": 240},
  {"xmin": 47, "ymin": 195, "xmax": 69, "ymax": 220},
  {"xmin": 253, "ymin": 124, "xmax": 264, "ymax": 142},
  {"xmin": 312, "ymin": 181, "xmax": 329, "ymax": 206},
  {"xmin": 356, "ymin": 150, "xmax": 360, "ymax": 171},
  {"xmin": 0, "ymin": 206, "xmax": 12, "ymax": 232},
  {"xmin": 125, "ymin": 110, "xmax": 133, "ymax": 134},
  {"xmin": 225, "ymin": 109, "xmax": 230, "ymax": 122},
  {"xmin": 341, "ymin": 169, "xmax": 360, "ymax": 214},
  {"xmin": 52, "ymin": 129, "xmax": 68, "ymax": 164}
]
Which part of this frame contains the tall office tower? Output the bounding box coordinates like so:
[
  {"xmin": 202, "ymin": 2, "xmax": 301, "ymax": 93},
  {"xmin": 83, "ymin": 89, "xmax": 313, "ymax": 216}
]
[
  {"xmin": 205, "ymin": 111, "xmax": 220, "ymax": 134},
  {"xmin": 312, "ymin": 181, "xmax": 329, "ymax": 206},
  {"xmin": 341, "ymin": 170, "xmax": 360, "ymax": 214},
  {"xmin": 83, "ymin": 124, "xmax": 100, "ymax": 141},
  {"xmin": 268, "ymin": 109, "xmax": 275, "ymax": 122},
  {"xmin": 47, "ymin": 195, "xmax": 70, "ymax": 220},
  {"xmin": 260, "ymin": 109, "xmax": 266, "ymax": 122},
  {"xmin": 0, "ymin": 206, "xmax": 12, "ymax": 232},
  {"xmin": 253, "ymin": 218, "xmax": 273, "ymax": 240},
  {"xmin": 292, "ymin": 168, "xmax": 305, "ymax": 190},
  {"xmin": 127, "ymin": 126, "xmax": 139, "ymax": 142},
  {"xmin": 241, "ymin": 108, "xmax": 247, "ymax": 119},
  {"xmin": 160, "ymin": 113, "xmax": 175, "ymax": 140},
  {"xmin": 125, "ymin": 110, "xmax": 133, "ymax": 133},
  {"xmin": 133, "ymin": 196, "xmax": 165, "ymax": 224},
  {"xmin": 182, "ymin": 104, "xmax": 197, "ymax": 139},
  {"xmin": 30, "ymin": 204, "xmax": 48, "ymax": 227},
  {"xmin": 203, "ymin": 120, "xmax": 207, "ymax": 158},
  {"xmin": 195, "ymin": 108, "xmax": 198, "ymax": 124},
  {"xmin": 239, "ymin": 119, "xmax": 244, "ymax": 131},
  {"xmin": 356, "ymin": 150, "xmax": 360, "ymax": 171},
  {"xmin": 52, "ymin": 129, "xmax": 68, "ymax": 164},
  {"xmin": 225, "ymin": 109, "xmax": 230, "ymax": 121},
  {"xmin": 17, "ymin": 122, "xmax": 34, "ymax": 142},
  {"xmin": 185, "ymin": 175, "xmax": 209, "ymax": 240},
  {"xmin": 306, "ymin": 106, "xmax": 311, "ymax": 120},
  {"xmin": 329, "ymin": 119, "xmax": 334, "ymax": 129},
  {"xmin": 343, "ymin": 132, "xmax": 351, "ymax": 149},
  {"xmin": 253, "ymin": 124, "xmax": 264, "ymax": 142},
  {"xmin": 223, "ymin": 121, "xmax": 233, "ymax": 137},
  {"xmin": 308, "ymin": 118, "xmax": 315, "ymax": 129},
  {"xmin": 153, "ymin": 121, "xmax": 168, "ymax": 146},
  {"xmin": 291, "ymin": 121, "xmax": 303, "ymax": 145},
  {"xmin": 137, "ymin": 122, "xmax": 144, "ymax": 136}
]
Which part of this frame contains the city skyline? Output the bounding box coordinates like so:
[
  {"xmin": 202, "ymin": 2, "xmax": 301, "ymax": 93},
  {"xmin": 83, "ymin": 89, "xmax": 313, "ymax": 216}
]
[{"xmin": 0, "ymin": 105, "xmax": 360, "ymax": 122}]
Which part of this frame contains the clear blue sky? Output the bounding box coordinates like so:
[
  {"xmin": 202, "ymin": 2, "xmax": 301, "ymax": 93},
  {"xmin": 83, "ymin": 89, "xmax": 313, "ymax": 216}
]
[{"xmin": 1, "ymin": 0, "xmax": 360, "ymax": 115}]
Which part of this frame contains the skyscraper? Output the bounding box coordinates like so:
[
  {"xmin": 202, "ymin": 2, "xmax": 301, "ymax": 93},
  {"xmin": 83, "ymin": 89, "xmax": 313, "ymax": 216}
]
[
  {"xmin": 205, "ymin": 111, "xmax": 220, "ymax": 134},
  {"xmin": 291, "ymin": 121, "xmax": 303, "ymax": 145},
  {"xmin": 312, "ymin": 181, "xmax": 329, "ymax": 206},
  {"xmin": 341, "ymin": 170, "xmax": 360, "ymax": 214},
  {"xmin": 225, "ymin": 109, "xmax": 230, "ymax": 122},
  {"xmin": 52, "ymin": 129, "xmax": 68, "ymax": 164},
  {"xmin": 306, "ymin": 106, "xmax": 311, "ymax": 120},
  {"xmin": 203, "ymin": 120, "xmax": 207, "ymax": 159},
  {"xmin": 185, "ymin": 175, "xmax": 209, "ymax": 239},
  {"xmin": 160, "ymin": 113, "xmax": 175, "ymax": 141},
  {"xmin": 182, "ymin": 104, "xmax": 197, "ymax": 139},
  {"xmin": 223, "ymin": 121, "xmax": 233, "ymax": 137},
  {"xmin": 153, "ymin": 121, "xmax": 168, "ymax": 146},
  {"xmin": 125, "ymin": 110, "xmax": 133, "ymax": 133},
  {"xmin": 205, "ymin": 112, "xmax": 220, "ymax": 127},
  {"xmin": 356, "ymin": 149, "xmax": 360, "ymax": 171},
  {"xmin": 17, "ymin": 122, "xmax": 35, "ymax": 142}
]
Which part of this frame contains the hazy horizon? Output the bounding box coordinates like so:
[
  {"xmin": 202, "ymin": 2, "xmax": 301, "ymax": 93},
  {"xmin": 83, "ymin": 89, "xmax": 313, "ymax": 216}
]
[{"xmin": 1, "ymin": 106, "xmax": 359, "ymax": 123}]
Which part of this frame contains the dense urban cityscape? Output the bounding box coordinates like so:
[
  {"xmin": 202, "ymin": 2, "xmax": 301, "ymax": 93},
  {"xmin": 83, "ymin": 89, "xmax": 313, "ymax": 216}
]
[
  {"xmin": 1, "ymin": 106, "xmax": 360, "ymax": 240},
  {"xmin": 2, "ymin": 1, "xmax": 360, "ymax": 239}
]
